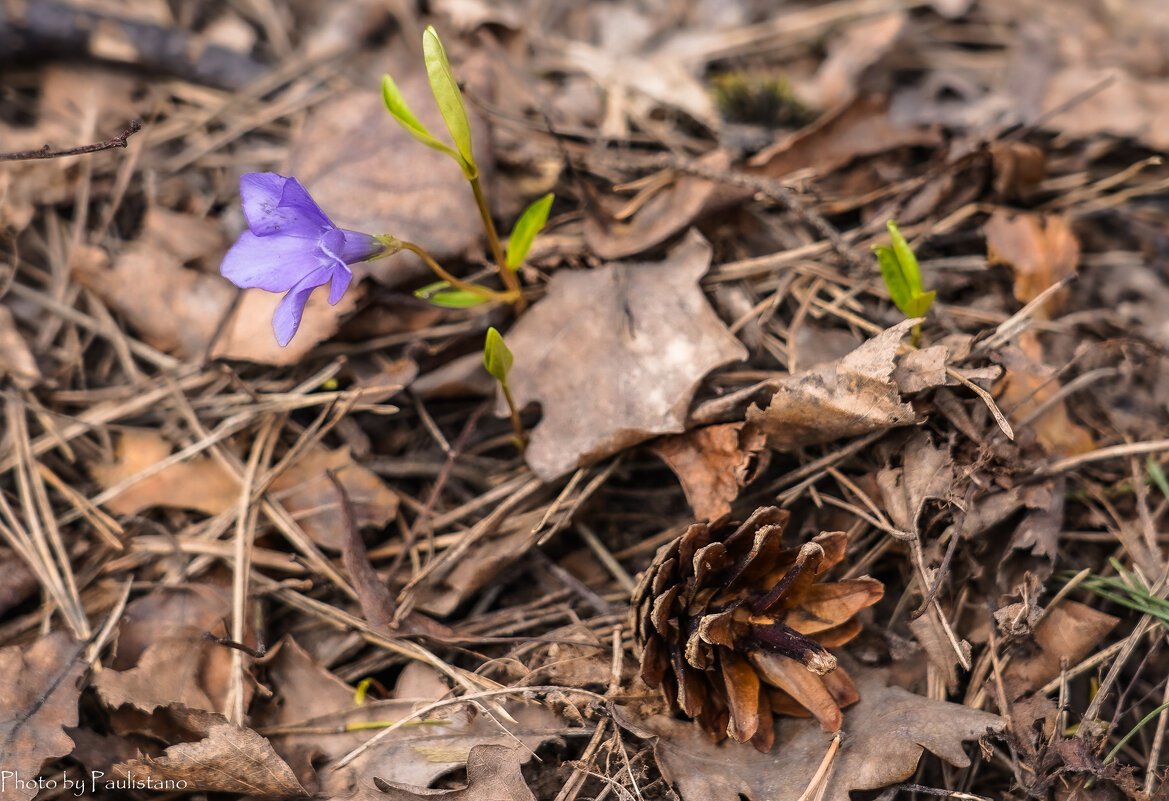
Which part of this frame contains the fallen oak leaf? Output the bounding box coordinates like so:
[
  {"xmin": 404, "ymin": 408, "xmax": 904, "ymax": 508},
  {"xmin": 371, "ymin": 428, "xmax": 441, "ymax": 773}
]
[
  {"xmin": 623, "ymin": 669, "xmax": 1003, "ymax": 801},
  {"xmin": 0, "ymin": 632, "xmax": 88, "ymax": 801},
  {"xmin": 111, "ymin": 707, "xmax": 307, "ymax": 797},
  {"xmin": 503, "ymin": 230, "xmax": 748, "ymax": 481},
  {"xmin": 745, "ymin": 319, "xmax": 918, "ymax": 451}
]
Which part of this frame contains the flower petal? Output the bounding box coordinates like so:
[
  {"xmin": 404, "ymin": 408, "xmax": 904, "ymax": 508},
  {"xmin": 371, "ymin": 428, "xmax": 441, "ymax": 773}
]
[
  {"xmin": 272, "ymin": 265, "xmax": 332, "ymax": 346},
  {"xmin": 240, "ymin": 172, "xmax": 331, "ymax": 237},
  {"xmin": 221, "ymin": 231, "xmax": 327, "ymax": 292},
  {"xmin": 328, "ymin": 265, "xmax": 352, "ymax": 304}
]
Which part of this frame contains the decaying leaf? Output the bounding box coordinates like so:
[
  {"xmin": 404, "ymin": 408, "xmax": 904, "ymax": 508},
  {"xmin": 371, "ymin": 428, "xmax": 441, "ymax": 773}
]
[
  {"xmin": 112, "ymin": 707, "xmax": 307, "ymax": 797},
  {"xmin": 746, "ymin": 319, "xmax": 918, "ymax": 451},
  {"xmin": 1003, "ymin": 601, "xmax": 1119, "ymax": 696},
  {"xmin": 504, "ymin": 230, "xmax": 748, "ymax": 481},
  {"xmin": 101, "ymin": 584, "xmax": 251, "ymax": 719},
  {"xmin": 584, "ymin": 151, "xmax": 728, "ymax": 260},
  {"xmin": 985, "ymin": 209, "xmax": 1078, "ymax": 315},
  {"xmin": 364, "ymin": 744, "xmax": 537, "ymax": 801},
  {"xmin": 629, "ymin": 669, "xmax": 1003, "ymax": 801},
  {"xmin": 649, "ymin": 422, "xmax": 768, "ymax": 521},
  {"xmin": 90, "ymin": 429, "xmax": 398, "ymax": 550},
  {"xmin": 0, "ymin": 632, "xmax": 87, "ymax": 801},
  {"xmin": 209, "ymin": 285, "xmax": 363, "ymax": 365},
  {"xmin": 995, "ymin": 331, "xmax": 1094, "ymax": 456},
  {"xmin": 256, "ymin": 642, "xmax": 564, "ymax": 796},
  {"xmin": 876, "ymin": 430, "xmax": 954, "ymax": 534}
]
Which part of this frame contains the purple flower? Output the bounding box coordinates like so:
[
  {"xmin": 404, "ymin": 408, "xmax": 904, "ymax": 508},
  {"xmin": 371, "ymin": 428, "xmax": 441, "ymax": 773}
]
[{"xmin": 221, "ymin": 173, "xmax": 386, "ymax": 346}]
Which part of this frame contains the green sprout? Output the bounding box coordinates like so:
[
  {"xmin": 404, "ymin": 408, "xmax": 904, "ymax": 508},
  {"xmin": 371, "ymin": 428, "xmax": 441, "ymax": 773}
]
[
  {"xmin": 506, "ymin": 193, "xmax": 554, "ymax": 271},
  {"xmin": 874, "ymin": 220, "xmax": 935, "ymax": 344},
  {"xmin": 483, "ymin": 327, "xmax": 525, "ymax": 449},
  {"xmin": 383, "ymin": 27, "xmax": 556, "ymax": 313}
]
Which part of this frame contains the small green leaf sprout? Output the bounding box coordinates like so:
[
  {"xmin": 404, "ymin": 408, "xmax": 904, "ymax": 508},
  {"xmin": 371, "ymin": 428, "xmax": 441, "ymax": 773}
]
[
  {"xmin": 506, "ymin": 193, "xmax": 554, "ymax": 272},
  {"xmin": 874, "ymin": 220, "xmax": 935, "ymax": 344},
  {"xmin": 484, "ymin": 327, "xmax": 525, "ymax": 449},
  {"xmin": 382, "ymin": 27, "xmax": 556, "ymax": 314}
]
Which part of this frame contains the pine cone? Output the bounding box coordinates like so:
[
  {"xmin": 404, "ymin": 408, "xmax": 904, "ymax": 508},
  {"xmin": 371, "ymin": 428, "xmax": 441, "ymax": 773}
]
[{"xmin": 631, "ymin": 507, "xmax": 883, "ymax": 751}]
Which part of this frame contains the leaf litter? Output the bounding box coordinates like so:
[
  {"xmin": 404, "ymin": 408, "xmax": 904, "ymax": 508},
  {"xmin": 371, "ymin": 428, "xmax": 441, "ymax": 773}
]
[{"xmin": 3, "ymin": 2, "xmax": 1169, "ymax": 800}]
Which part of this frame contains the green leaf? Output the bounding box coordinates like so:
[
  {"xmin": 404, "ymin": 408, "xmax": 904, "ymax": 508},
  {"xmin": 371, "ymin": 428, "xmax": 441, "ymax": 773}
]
[
  {"xmin": 414, "ymin": 281, "xmax": 489, "ymax": 308},
  {"xmin": 422, "ymin": 26, "xmax": 476, "ymax": 179},
  {"xmin": 505, "ymin": 193, "xmax": 554, "ymax": 271},
  {"xmin": 886, "ymin": 220, "xmax": 923, "ymax": 295},
  {"xmin": 874, "ymin": 221, "xmax": 932, "ymax": 320},
  {"xmin": 381, "ymin": 75, "xmax": 460, "ymax": 161},
  {"xmin": 483, "ymin": 326, "xmax": 513, "ymax": 383}
]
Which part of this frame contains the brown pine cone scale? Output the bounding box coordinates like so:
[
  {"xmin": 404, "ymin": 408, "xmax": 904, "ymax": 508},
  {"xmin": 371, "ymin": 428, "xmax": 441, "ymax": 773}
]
[{"xmin": 632, "ymin": 507, "xmax": 883, "ymax": 751}]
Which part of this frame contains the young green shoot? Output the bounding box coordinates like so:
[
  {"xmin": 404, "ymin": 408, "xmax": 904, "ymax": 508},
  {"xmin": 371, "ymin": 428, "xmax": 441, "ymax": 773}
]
[
  {"xmin": 874, "ymin": 220, "xmax": 934, "ymax": 345},
  {"xmin": 506, "ymin": 193, "xmax": 554, "ymax": 271},
  {"xmin": 383, "ymin": 27, "xmax": 531, "ymax": 310},
  {"xmin": 484, "ymin": 327, "xmax": 524, "ymax": 449}
]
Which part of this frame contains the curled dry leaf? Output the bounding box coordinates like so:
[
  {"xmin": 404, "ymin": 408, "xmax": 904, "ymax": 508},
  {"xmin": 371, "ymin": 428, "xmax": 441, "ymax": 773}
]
[
  {"xmin": 0, "ymin": 632, "xmax": 88, "ymax": 801},
  {"xmin": 633, "ymin": 507, "xmax": 883, "ymax": 750},
  {"xmin": 625, "ymin": 669, "xmax": 1004, "ymax": 801},
  {"xmin": 95, "ymin": 636, "xmax": 216, "ymax": 714},
  {"xmin": 876, "ymin": 430, "xmax": 954, "ymax": 534},
  {"xmin": 985, "ymin": 210, "xmax": 1078, "ymax": 316},
  {"xmin": 745, "ymin": 319, "xmax": 918, "ymax": 451},
  {"xmin": 90, "ymin": 429, "xmax": 398, "ymax": 551},
  {"xmin": 111, "ymin": 707, "xmax": 307, "ymax": 797},
  {"xmin": 995, "ymin": 331, "xmax": 1094, "ymax": 456},
  {"xmin": 649, "ymin": 422, "xmax": 769, "ymax": 521},
  {"xmin": 504, "ymin": 230, "xmax": 748, "ymax": 481}
]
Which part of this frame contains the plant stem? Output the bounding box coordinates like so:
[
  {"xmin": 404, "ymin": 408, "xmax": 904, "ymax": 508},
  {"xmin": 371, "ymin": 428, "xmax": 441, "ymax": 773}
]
[
  {"xmin": 499, "ymin": 380, "xmax": 526, "ymax": 450},
  {"xmin": 469, "ymin": 177, "xmax": 525, "ymax": 311},
  {"xmin": 397, "ymin": 240, "xmax": 513, "ymax": 303}
]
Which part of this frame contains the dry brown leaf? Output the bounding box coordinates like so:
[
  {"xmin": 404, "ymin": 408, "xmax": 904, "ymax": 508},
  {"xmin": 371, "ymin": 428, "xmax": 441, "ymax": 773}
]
[
  {"xmin": 909, "ymin": 614, "xmax": 966, "ymax": 693},
  {"xmin": 0, "ymin": 632, "xmax": 87, "ymax": 801},
  {"xmin": 504, "ymin": 230, "xmax": 748, "ymax": 481},
  {"xmin": 210, "ymin": 283, "xmax": 363, "ymax": 364},
  {"xmin": 746, "ymin": 319, "xmax": 917, "ymax": 451},
  {"xmin": 0, "ymin": 305, "xmax": 40, "ymax": 388},
  {"xmin": 995, "ymin": 331, "xmax": 1094, "ymax": 456},
  {"xmin": 90, "ymin": 429, "xmax": 398, "ymax": 551},
  {"xmin": 256, "ymin": 644, "xmax": 564, "ymax": 796},
  {"xmin": 649, "ymin": 422, "xmax": 769, "ymax": 521},
  {"xmin": 1004, "ymin": 601, "xmax": 1119, "ymax": 696},
  {"xmin": 95, "ymin": 636, "xmax": 217, "ymax": 714},
  {"xmin": 876, "ymin": 430, "xmax": 954, "ymax": 533},
  {"xmin": 628, "ymin": 669, "xmax": 1003, "ymax": 801},
  {"xmin": 1041, "ymin": 66, "xmax": 1169, "ymax": 152},
  {"xmin": 892, "ymin": 346, "xmax": 948, "ymax": 394},
  {"xmin": 799, "ymin": 13, "xmax": 905, "ymax": 109},
  {"xmin": 1006, "ymin": 478, "xmax": 1065, "ymax": 560},
  {"xmin": 584, "ymin": 151, "xmax": 728, "ymax": 260},
  {"xmin": 362, "ymin": 744, "xmax": 537, "ymax": 801},
  {"xmin": 112, "ymin": 707, "xmax": 307, "ymax": 797},
  {"xmin": 747, "ymin": 94, "xmax": 941, "ymax": 182},
  {"xmin": 985, "ymin": 209, "xmax": 1079, "ymax": 315}
]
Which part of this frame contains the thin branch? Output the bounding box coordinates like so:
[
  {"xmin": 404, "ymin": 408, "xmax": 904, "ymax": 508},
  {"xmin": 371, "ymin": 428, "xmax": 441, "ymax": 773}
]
[{"xmin": 0, "ymin": 121, "xmax": 142, "ymax": 162}]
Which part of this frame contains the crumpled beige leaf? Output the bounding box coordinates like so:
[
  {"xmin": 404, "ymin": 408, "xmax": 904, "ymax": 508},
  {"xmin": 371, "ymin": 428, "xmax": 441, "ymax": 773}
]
[
  {"xmin": 745, "ymin": 319, "xmax": 918, "ymax": 451},
  {"xmin": 90, "ymin": 429, "xmax": 398, "ymax": 551},
  {"xmin": 629, "ymin": 669, "xmax": 1003, "ymax": 801},
  {"xmin": 95, "ymin": 636, "xmax": 216, "ymax": 714},
  {"xmin": 362, "ymin": 744, "xmax": 537, "ymax": 801},
  {"xmin": 255, "ymin": 642, "xmax": 564, "ymax": 796},
  {"xmin": 112, "ymin": 707, "xmax": 307, "ymax": 797},
  {"xmin": 504, "ymin": 230, "xmax": 748, "ymax": 481},
  {"xmin": 0, "ymin": 632, "xmax": 88, "ymax": 801},
  {"xmin": 649, "ymin": 422, "xmax": 768, "ymax": 521},
  {"xmin": 877, "ymin": 430, "xmax": 954, "ymax": 533}
]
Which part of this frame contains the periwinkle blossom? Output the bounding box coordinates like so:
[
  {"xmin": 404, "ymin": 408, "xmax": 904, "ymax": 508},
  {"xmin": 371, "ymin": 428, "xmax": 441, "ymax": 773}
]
[{"xmin": 221, "ymin": 173, "xmax": 390, "ymax": 346}]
